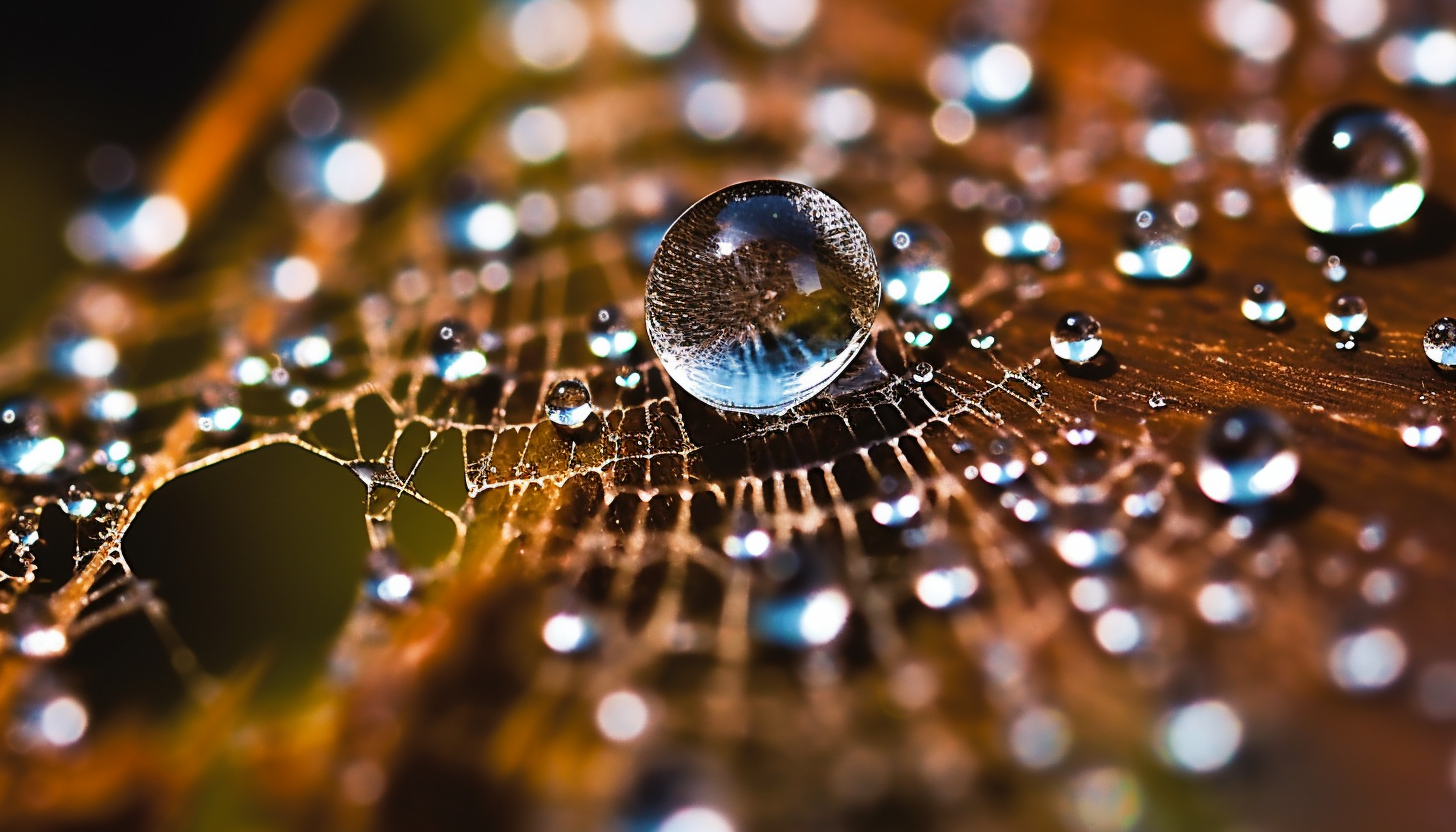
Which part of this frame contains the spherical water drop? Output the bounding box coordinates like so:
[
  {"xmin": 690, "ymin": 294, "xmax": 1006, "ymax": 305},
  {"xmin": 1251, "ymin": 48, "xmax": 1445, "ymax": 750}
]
[
  {"xmin": 1062, "ymin": 415, "xmax": 1098, "ymax": 447},
  {"xmin": 645, "ymin": 180, "xmax": 880, "ymax": 414},
  {"xmin": 0, "ymin": 401, "xmax": 66, "ymax": 477},
  {"xmin": 910, "ymin": 362, "xmax": 934, "ymax": 384},
  {"xmin": 1051, "ymin": 312, "xmax": 1103, "ymax": 364},
  {"xmin": 428, "ymin": 319, "xmax": 488, "ymax": 382},
  {"xmin": 1284, "ymin": 104, "xmax": 1428, "ymax": 235},
  {"xmin": 1322, "ymin": 255, "xmax": 1347, "ymax": 282},
  {"xmin": 871, "ymin": 479, "xmax": 922, "ymax": 528},
  {"xmin": 588, "ymin": 307, "xmax": 638, "ymax": 359},
  {"xmin": 1114, "ymin": 205, "xmax": 1192, "ymax": 280},
  {"xmin": 545, "ymin": 379, "xmax": 594, "ymax": 431},
  {"xmin": 983, "ymin": 216, "xmax": 1058, "ymax": 261},
  {"xmin": 1400, "ymin": 405, "xmax": 1445, "ymax": 451},
  {"xmin": 915, "ymin": 566, "xmax": 979, "ymax": 609},
  {"xmin": 880, "ymin": 222, "xmax": 952, "ymax": 308},
  {"xmin": 1241, "ymin": 282, "xmax": 1286, "ymax": 325},
  {"xmin": 1423, "ymin": 318, "xmax": 1456, "ymax": 368},
  {"xmin": 614, "ymin": 366, "xmax": 643, "ymax": 390},
  {"xmin": 977, "ymin": 438, "xmax": 1028, "ymax": 486},
  {"xmin": 1324, "ymin": 294, "xmax": 1368, "ymax": 334},
  {"xmin": 1196, "ymin": 408, "xmax": 1300, "ymax": 506}
]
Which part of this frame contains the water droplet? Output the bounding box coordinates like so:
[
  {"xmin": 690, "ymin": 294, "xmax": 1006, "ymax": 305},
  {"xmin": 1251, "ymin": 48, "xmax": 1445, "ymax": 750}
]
[
  {"xmin": 588, "ymin": 306, "xmax": 639, "ymax": 359},
  {"xmin": 1324, "ymin": 294, "xmax": 1368, "ymax": 333},
  {"xmin": 927, "ymin": 40, "xmax": 1034, "ymax": 113},
  {"xmin": 1196, "ymin": 408, "xmax": 1300, "ymax": 506},
  {"xmin": 428, "ymin": 319, "xmax": 488, "ymax": 382},
  {"xmin": 754, "ymin": 587, "xmax": 850, "ymax": 648},
  {"xmin": 982, "ymin": 216, "xmax": 1059, "ymax": 260},
  {"xmin": 1401, "ymin": 405, "xmax": 1445, "ymax": 451},
  {"xmin": 366, "ymin": 567, "xmax": 414, "ymax": 608},
  {"xmin": 1423, "ymin": 318, "xmax": 1456, "ymax": 367},
  {"xmin": 1051, "ymin": 312, "xmax": 1103, "ymax": 364},
  {"xmin": 545, "ymin": 379, "xmax": 594, "ymax": 431},
  {"xmin": 64, "ymin": 191, "xmax": 189, "ymax": 270},
  {"xmin": 1062, "ymin": 415, "xmax": 1098, "ymax": 447},
  {"xmin": 1115, "ymin": 205, "xmax": 1193, "ymax": 279},
  {"xmin": 614, "ymin": 366, "xmax": 644, "ymax": 389},
  {"xmin": 722, "ymin": 514, "xmax": 772, "ymax": 560},
  {"xmin": 1333, "ymin": 331, "xmax": 1358, "ymax": 351},
  {"xmin": 1284, "ymin": 104, "xmax": 1429, "ymax": 235},
  {"xmin": 0, "ymin": 401, "xmax": 67, "ymax": 477},
  {"xmin": 1241, "ymin": 282, "xmax": 1287, "ymax": 325},
  {"xmin": 1158, "ymin": 700, "xmax": 1243, "ymax": 774},
  {"xmin": 1330, "ymin": 626, "xmax": 1407, "ymax": 692},
  {"xmin": 975, "ymin": 438, "xmax": 1027, "ymax": 486},
  {"xmin": 915, "ymin": 565, "xmax": 979, "ymax": 609},
  {"xmin": 881, "ymin": 222, "xmax": 952, "ymax": 308},
  {"xmin": 542, "ymin": 610, "xmax": 597, "ymax": 653},
  {"xmin": 87, "ymin": 389, "xmax": 138, "ymax": 423},
  {"xmin": 1323, "ymin": 255, "xmax": 1348, "ymax": 282},
  {"xmin": 970, "ymin": 330, "xmax": 996, "ymax": 350},
  {"xmin": 645, "ymin": 180, "xmax": 880, "ymax": 414},
  {"xmin": 1197, "ymin": 580, "xmax": 1254, "ymax": 626},
  {"xmin": 1378, "ymin": 28, "xmax": 1456, "ymax": 87},
  {"xmin": 1094, "ymin": 607, "xmax": 1144, "ymax": 654},
  {"xmin": 871, "ymin": 479, "xmax": 922, "ymax": 528},
  {"xmin": 1054, "ymin": 527, "xmax": 1127, "ymax": 569},
  {"xmin": 911, "ymin": 362, "xmax": 935, "ymax": 384}
]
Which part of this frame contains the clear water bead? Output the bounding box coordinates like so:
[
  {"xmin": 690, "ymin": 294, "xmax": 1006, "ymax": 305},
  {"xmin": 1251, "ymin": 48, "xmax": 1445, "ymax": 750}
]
[
  {"xmin": 1323, "ymin": 255, "xmax": 1347, "ymax": 282},
  {"xmin": 911, "ymin": 362, "xmax": 934, "ymax": 384},
  {"xmin": 545, "ymin": 379, "xmax": 593, "ymax": 429},
  {"xmin": 1050, "ymin": 312, "xmax": 1103, "ymax": 364},
  {"xmin": 428, "ymin": 319, "xmax": 488, "ymax": 382},
  {"xmin": 1400, "ymin": 405, "xmax": 1445, "ymax": 451},
  {"xmin": 1241, "ymin": 282, "xmax": 1286, "ymax": 325},
  {"xmin": 1115, "ymin": 206, "xmax": 1193, "ymax": 280},
  {"xmin": 982, "ymin": 216, "xmax": 1058, "ymax": 261},
  {"xmin": 645, "ymin": 180, "xmax": 880, "ymax": 414},
  {"xmin": 1324, "ymin": 294, "xmax": 1368, "ymax": 334},
  {"xmin": 881, "ymin": 222, "xmax": 952, "ymax": 308},
  {"xmin": 1423, "ymin": 317, "xmax": 1456, "ymax": 367},
  {"xmin": 1196, "ymin": 408, "xmax": 1300, "ymax": 506},
  {"xmin": 588, "ymin": 306, "xmax": 638, "ymax": 359},
  {"xmin": 1284, "ymin": 104, "xmax": 1429, "ymax": 235},
  {"xmin": 1062, "ymin": 415, "xmax": 1098, "ymax": 447}
]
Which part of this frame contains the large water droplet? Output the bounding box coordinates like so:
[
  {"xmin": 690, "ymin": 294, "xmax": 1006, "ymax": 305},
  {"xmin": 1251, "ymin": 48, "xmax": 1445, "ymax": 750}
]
[
  {"xmin": 1423, "ymin": 317, "xmax": 1456, "ymax": 367},
  {"xmin": 1196, "ymin": 408, "xmax": 1300, "ymax": 506},
  {"xmin": 645, "ymin": 180, "xmax": 880, "ymax": 414},
  {"xmin": 1051, "ymin": 312, "xmax": 1103, "ymax": 364},
  {"xmin": 1284, "ymin": 104, "xmax": 1428, "ymax": 235}
]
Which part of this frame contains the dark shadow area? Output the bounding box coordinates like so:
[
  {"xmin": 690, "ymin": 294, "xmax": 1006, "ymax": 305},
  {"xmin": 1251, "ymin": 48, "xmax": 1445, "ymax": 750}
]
[
  {"xmin": 120, "ymin": 442, "xmax": 369, "ymax": 702},
  {"xmin": 1060, "ymin": 350, "xmax": 1120, "ymax": 380}
]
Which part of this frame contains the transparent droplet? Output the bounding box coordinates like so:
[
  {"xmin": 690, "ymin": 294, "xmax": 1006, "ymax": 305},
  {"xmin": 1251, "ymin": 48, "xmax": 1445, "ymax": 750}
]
[
  {"xmin": 1114, "ymin": 205, "xmax": 1192, "ymax": 279},
  {"xmin": 1241, "ymin": 282, "xmax": 1286, "ymax": 325},
  {"xmin": 51, "ymin": 336, "xmax": 119, "ymax": 380},
  {"xmin": 64, "ymin": 191, "xmax": 189, "ymax": 270},
  {"xmin": 545, "ymin": 379, "xmax": 594, "ymax": 430},
  {"xmin": 976, "ymin": 438, "xmax": 1028, "ymax": 486},
  {"xmin": 1400, "ymin": 405, "xmax": 1444, "ymax": 451},
  {"xmin": 1330, "ymin": 626, "xmax": 1407, "ymax": 692},
  {"xmin": 1197, "ymin": 580, "xmax": 1254, "ymax": 626},
  {"xmin": 614, "ymin": 366, "xmax": 643, "ymax": 390},
  {"xmin": 880, "ymin": 222, "xmax": 952, "ymax": 308},
  {"xmin": 87, "ymin": 389, "xmax": 138, "ymax": 423},
  {"xmin": 1324, "ymin": 294, "xmax": 1368, "ymax": 334},
  {"xmin": 927, "ymin": 41, "xmax": 1034, "ymax": 113},
  {"xmin": 1284, "ymin": 104, "xmax": 1428, "ymax": 235},
  {"xmin": 1053, "ymin": 526, "xmax": 1127, "ymax": 569},
  {"xmin": 1322, "ymin": 255, "xmax": 1347, "ymax": 282},
  {"xmin": 366, "ymin": 567, "xmax": 414, "ymax": 608},
  {"xmin": 588, "ymin": 307, "xmax": 639, "ymax": 359},
  {"xmin": 645, "ymin": 180, "xmax": 880, "ymax": 414},
  {"xmin": 596, "ymin": 689, "xmax": 651, "ymax": 742},
  {"xmin": 1062, "ymin": 415, "xmax": 1098, "ymax": 447},
  {"xmin": 1196, "ymin": 408, "xmax": 1300, "ymax": 505},
  {"xmin": 1158, "ymin": 700, "xmax": 1243, "ymax": 774},
  {"xmin": 428, "ymin": 319, "xmax": 488, "ymax": 382},
  {"xmin": 1051, "ymin": 312, "xmax": 1103, "ymax": 364},
  {"xmin": 1378, "ymin": 28, "xmax": 1456, "ymax": 87},
  {"xmin": 542, "ymin": 610, "xmax": 598, "ymax": 653},
  {"xmin": 982, "ymin": 216, "xmax": 1058, "ymax": 260},
  {"xmin": 445, "ymin": 199, "xmax": 518, "ymax": 253},
  {"xmin": 1318, "ymin": 0, "xmax": 1385, "ymax": 42},
  {"xmin": 915, "ymin": 565, "xmax": 979, "ymax": 609},
  {"xmin": 911, "ymin": 362, "xmax": 934, "ymax": 384},
  {"xmin": 871, "ymin": 479, "xmax": 922, "ymax": 528},
  {"xmin": 722, "ymin": 513, "xmax": 772, "ymax": 560},
  {"xmin": 0, "ymin": 401, "xmax": 67, "ymax": 477},
  {"xmin": 1423, "ymin": 318, "xmax": 1456, "ymax": 367},
  {"xmin": 753, "ymin": 587, "xmax": 850, "ymax": 648}
]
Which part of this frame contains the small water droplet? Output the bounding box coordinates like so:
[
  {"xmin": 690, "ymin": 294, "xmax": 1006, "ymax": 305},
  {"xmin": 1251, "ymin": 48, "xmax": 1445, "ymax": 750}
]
[
  {"xmin": 1330, "ymin": 626, "xmax": 1407, "ymax": 692},
  {"xmin": 970, "ymin": 330, "xmax": 996, "ymax": 350},
  {"xmin": 1050, "ymin": 312, "xmax": 1103, "ymax": 364},
  {"xmin": 1423, "ymin": 317, "xmax": 1456, "ymax": 367},
  {"xmin": 911, "ymin": 362, "xmax": 935, "ymax": 384},
  {"xmin": 982, "ymin": 216, "xmax": 1059, "ymax": 261},
  {"xmin": 588, "ymin": 306, "xmax": 638, "ymax": 359},
  {"xmin": 1148, "ymin": 394, "xmax": 1167, "ymax": 410},
  {"xmin": 1333, "ymin": 331, "xmax": 1358, "ymax": 351},
  {"xmin": 976, "ymin": 438, "xmax": 1028, "ymax": 486},
  {"xmin": 1241, "ymin": 282, "xmax": 1286, "ymax": 325},
  {"xmin": 1285, "ymin": 104, "xmax": 1429, "ymax": 235},
  {"xmin": 1196, "ymin": 408, "xmax": 1300, "ymax": 505},
  {"xmin": 1325, "ymin": 294, "xmax": 1368, "ymax": 333},
  {"xmin": 881, "ymin": 222, "xmax": 953, "ymax": 307},
  {"xmin": 1322, "ymin": 255, "xmax": 1348, "ymax": 282},
  {"xmin": 871, "ymin": 479, "xmax": 922, "ymax": 528},
  {"xmin": 1158, "ymin": 700, "xmax": 1243, "ymax": 774},
  {"xmin": 1062, "ymin": 415, "xmax": 1098, "ymax": 447},
  {"xmin": 545, "ymin": 378, "xmax": 594, "ymax": 432},
  {"xmin": 1116, "ymin": 204, "xmax": 1192, "ymax": 279},
  {"xmin": 915, "ymin": 565, "xmax": 979, "ymax": 609},
  {"xmin": 614, "ymin": 366, "xmax": 643, "ymax": 389},
  {"xmin": 429, "ymin": 319, "xmax": 488, "ymax": 381},
  {"xmin": 1197, "ymin": 580, "xmax": 1254, "ymax": 626},
  {"xmin": 1401, "ymin": 405, "xmax": 1445, "ymax": 451}
]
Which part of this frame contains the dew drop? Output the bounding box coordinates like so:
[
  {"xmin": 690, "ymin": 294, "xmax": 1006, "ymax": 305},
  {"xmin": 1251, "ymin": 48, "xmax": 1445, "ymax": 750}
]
[
  {"xmin": 1400, "ymin": 405, "xmax": 1445, "ymax": 451},
  {"xmin": 1284, "ymin": 104, "xmax": 1429, "ymax": 235},
  {"xmin": 1322, "ymin": 255, "xmax": 1347, "ymax": 282},
  {"xmin": 1115, "ymin": 204, "xmax": 1193, "ymax": 279},
  {"xmin": 1241, "ymin": 282, "xmax": 1286, "ymax": 325},
  {"xmin": 881, "ymin": 222, "xmax": 952, "ymax": 308},
  {"xmin": 1062, "ymin": 415, "xmax": 1098, "ymax": 447},
  {"xmin": 588, "ymin": 306, "xmax": 639, "ymax": 359},
  {"xmin": 1423, "ymin": 318, "xmax": 1456, "ymax": 367},
  {"xmin": 428, "ymin": 319, "xmax": 488, "ymax": 382},
  {"xmin": 911, "ymin": 362, "xmax": 935, "ymax": 384},
  {"xmin": 645, "ymin": 180, "xmax": 880, "ymax": 414},
  {"xmin": 1324, "ymin": 294, "xmax": 1368, "ymax": 334},
  {"xmin": 545, "ymin": 379, "xmax": 594, "ymax": 431},
  {"xmin": 977, "ymin": 438, "xmax": 1028, "ymax": 486},
  {"xmin": 1051, "ymin": 312, "xmax": 1103, "ymax": 364},
  {"xmin": 1196, "ymin": 408, "xmax": 1300, "ymax": 506}
]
